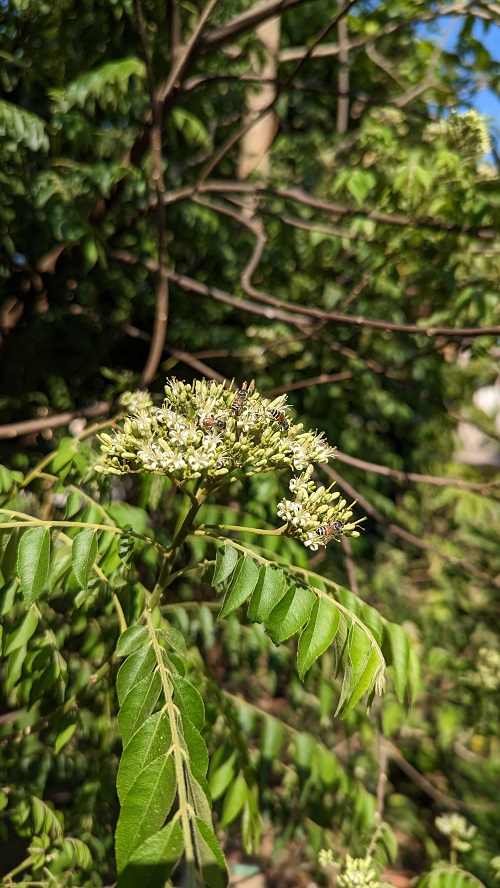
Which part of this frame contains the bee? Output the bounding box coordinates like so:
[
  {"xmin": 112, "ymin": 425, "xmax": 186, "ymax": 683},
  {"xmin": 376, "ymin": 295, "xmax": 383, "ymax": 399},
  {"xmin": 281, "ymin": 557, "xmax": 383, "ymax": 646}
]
[
  {"xmin": 316, "ymin": 520, "xmax": 344, "ymax": 537},
  {"xmin": 269, "ymin": 409, "xmax": 289, "ymax": 431},
  {"xmin": 202, "ymin": 418, "xmax": 226, "ymax": 430},
  {"xmin": 231, "ymin": 388, "xmax": 248, "ymax": 413}
]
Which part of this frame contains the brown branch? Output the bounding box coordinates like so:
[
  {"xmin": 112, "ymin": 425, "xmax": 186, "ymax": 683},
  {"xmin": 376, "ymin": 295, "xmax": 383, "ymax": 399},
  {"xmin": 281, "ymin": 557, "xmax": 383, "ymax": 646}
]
[
  {"xmin": 334, "ymin": 449, "xmax": 500, "ymax": 494},
  {"xmin": 111, "ymin": 247, "xmax": 500, "ymax": 340},
  {"xmin": 156, "ymin": 0, "xmax": 218, "ymax": 105},
  {"xmin": 0, "ymin": 403, "xmax": 109, "ymax": 441},
  {"xmin": 108, "ymin": 319, "xmax": 228, "ymax": 383},
  {"xmin": 159, "ymin": 179, "xmax": 500, "ymax": 240},
  {"xmin": 264, "ymin": 371, "xmax": 354, "ymax": 397},
  {"xmin": 134, "ymin": 0, "xmax": 170, "ymax": 388},
  {"xmin": 376, "ymin": 732, "xmax": 389, "ymax": 821},
  {"xmin": 341, "ymin": 533, "xmax": 359, "ymax": 596},
  {"xmin": 197, "ymin": 0, "xmax": 314, "ymax": 53},
  {"xmin": 386, "ymin": 739, "xmax": 462, "ymax": 811},
  {"xmin": 197, "ymin": 0, "xmax": 361, "ymax": 184},
  {"xmin": 322, "ymin": 464, "xmax": 500, "ymax": 590}
]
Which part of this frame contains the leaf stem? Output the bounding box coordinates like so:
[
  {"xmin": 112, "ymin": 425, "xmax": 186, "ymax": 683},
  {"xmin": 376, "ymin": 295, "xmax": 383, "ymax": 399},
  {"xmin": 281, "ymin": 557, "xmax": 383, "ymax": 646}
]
[{"xmin": 147, "ymin": 488, "xmax": 208, "ymax": 612}]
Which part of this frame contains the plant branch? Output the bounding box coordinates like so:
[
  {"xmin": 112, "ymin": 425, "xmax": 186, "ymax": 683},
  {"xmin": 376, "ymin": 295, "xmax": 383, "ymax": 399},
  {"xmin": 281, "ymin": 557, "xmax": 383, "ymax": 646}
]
[
  {"xmin": 333, "ymin": 449, "xmax": 500, "ymax": 494},
  {"xmin": 321, "ymin": 465, "xmax": 500, "ymax": 590},
  {"xmin": 134, "ymin": 0, "xmax": 170, "ymax": 388}
]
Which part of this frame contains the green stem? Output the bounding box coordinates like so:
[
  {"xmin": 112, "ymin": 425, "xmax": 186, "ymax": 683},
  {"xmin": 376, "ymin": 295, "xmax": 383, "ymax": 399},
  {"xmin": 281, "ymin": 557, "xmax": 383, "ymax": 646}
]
[
  {"xmin": 145, "ymin": 611, "xmax": 196, "ymax": 873},
  {"xmin": 1, "ymin": 854, "xmax": 39, "ymax": 881},
  {"xmin": 147, "ymin": 488, "xmax": 208, "ymax": 612},
  {"xmin": 196, "ymin": 522, "xmax": 286, "ymax": 536},
  {"xmin": 450, "ymin": 848, "xmax": 457, "ymax": 867}
]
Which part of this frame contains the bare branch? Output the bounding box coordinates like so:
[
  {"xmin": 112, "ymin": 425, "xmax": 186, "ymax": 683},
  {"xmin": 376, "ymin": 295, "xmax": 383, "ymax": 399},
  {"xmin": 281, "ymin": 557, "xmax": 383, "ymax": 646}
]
[
  {"xmin": 333, "ymin": 449, "xmax": 500, "ymax": 494},
  {"xmin": 0, "ymin": 403, "xmax": 109, "ymax": 441},
  {"xmin": 322, "ymin": 464, "xmax": 500, "ymax": 590},
  {"xmin": 197, "ymin": 0, "xmax": 360, "ymax": 184},
  {"xmin": 110, "ymin": 247, "xmax": 500, "ymax": 339}
]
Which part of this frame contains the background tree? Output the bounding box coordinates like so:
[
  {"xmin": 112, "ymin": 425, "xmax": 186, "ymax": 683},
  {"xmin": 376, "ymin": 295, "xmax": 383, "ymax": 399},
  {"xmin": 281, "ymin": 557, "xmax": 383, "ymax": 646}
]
[{"xmin": 1, "ymin": 0, "xmax": 500, "ymax": 886}]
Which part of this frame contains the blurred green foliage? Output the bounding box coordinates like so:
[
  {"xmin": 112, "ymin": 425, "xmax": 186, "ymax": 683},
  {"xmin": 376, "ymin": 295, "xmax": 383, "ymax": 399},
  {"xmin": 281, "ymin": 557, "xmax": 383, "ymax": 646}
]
[{"xmin": 1, "ymin": 0, "xmax": 500, "ymax": 885}]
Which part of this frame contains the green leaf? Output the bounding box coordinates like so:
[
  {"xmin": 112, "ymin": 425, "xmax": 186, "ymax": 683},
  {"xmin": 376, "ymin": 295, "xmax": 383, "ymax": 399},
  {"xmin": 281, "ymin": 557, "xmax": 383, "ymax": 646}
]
[
  {"xmin": 218, "ymin": 555, "xmax": 259, "ymax": 618},
  {"xmin": 3, "ymin": 607, "xmax": 38, "ymax": 655},
  {"xmin": 18, "ymin": 527, "xmax": 51, "ymax": 607},
  {"xmin": 116, "ymin": 627, "xmax": 150, "ymax": 657},
  {"xmin": 260, "ymin": 717, "xmax": 285, "ymax": 761},
  {"xmin": 219, "ymin": 772, "xmax": 248, "ymax": 828},
  {"xmin": 118, "ymin": 671, "xmax": 162, "ymax": 747},
  {"xmin": 117, "ymin": 711, "xmax": 172, "ymax": 802},
  {"xmin": 193, "ymin": 818, "xmax": 229, "ymax": 888},
  {"xmin": 171, "ymin": 674, "xmax": 205, "ymax": 731},
  {"xmin": 209, "ymin": 752, "xmax": 237, "ymax": 801},
  {"xmin": 158, "ymin": 626, "xmax": 188, "ymax": 658},
  {"xmin": 0, "ymin": 99, "xmax": 49, "ymax": 151},
  {"xmin": 336, "ymin": 624, "xmax": 384, "ymax": 716},
  {"xmin": 247, "ymin": 566, "xmax": 288, "ymax": 623},
  {"xmin": 180, "ymin": 711, "xmax": 209, "ymax": 775},
  {"xmin": 385, "ymin": 622, "xmax": 410, "ymax": 703},
  {"xmin": 332, "ymin": 613, "xmax": 348, "ymax": 677},
  {"xmin": 72, "ymin": 529, "xmax": 98, "ymax": 590},
  {"xmin": 266, "ymin": 584, "xmax": 315, "ymax": 644},
  {"xmin": 116, "ymin": 820, "xmax": 184, "ymax": 888},
  {"xmin": 115, "ymin": 755, "xmax": 176, "ymax": 872},
  {"xmin": 54, "ymin": 721, "xmax": 77, "ymax": 755},
  {"xmin": 297, "ymin": 597, "xmax": 341, "ymax": 679},
  {"xmin": 213, "ymin": 544, "xmax": 239, "ymax": 585},
  {"xmin": 116, "ymin": 645, "xmax": 156, "ymax": 705}
]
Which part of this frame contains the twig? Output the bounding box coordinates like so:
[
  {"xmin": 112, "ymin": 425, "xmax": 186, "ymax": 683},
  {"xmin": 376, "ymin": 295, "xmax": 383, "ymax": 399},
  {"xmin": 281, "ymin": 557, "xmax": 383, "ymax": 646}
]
[
  {"xmin": 333, "ymin": 449, "xmax": 500, "ymax": 494},
  {"xmin": 322, "ymin": 464, "xmax": 500, "ymax": 590},
  {"xmin": 376, "ymin": 730, "xmax": 388, "ymax": 822},
  {"xmin": 196, "ymin": 0, "xmax": 361, "ymax": 184},
  {"xmin": 0, "ymin": 402, "xmax": 109, "ymax": 441},
  {"xmin": 341, "ymin": 533, "xmax": 359, "ymax": 596},
  {"xmin": 112, "ymin": 247, "xmax": 500, "ymax": 339}
]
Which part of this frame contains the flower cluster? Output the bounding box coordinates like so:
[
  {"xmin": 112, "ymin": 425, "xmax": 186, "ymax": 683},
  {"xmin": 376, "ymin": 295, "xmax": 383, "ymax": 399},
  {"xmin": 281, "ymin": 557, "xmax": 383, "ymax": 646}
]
[
  {"xmin": 435, "ymin": 814, "xmax": 477, "ymax": 853},
  {"xmin": 277, "ymin": 465, "xmax": 364, "ymax": 550},
  {"xmin": 96, "ymin": 378, "xmax": 335, "ymax": 485},
  {"xmin": 319, "ymin": 852, "xmax": 381, "ymax": 888}
]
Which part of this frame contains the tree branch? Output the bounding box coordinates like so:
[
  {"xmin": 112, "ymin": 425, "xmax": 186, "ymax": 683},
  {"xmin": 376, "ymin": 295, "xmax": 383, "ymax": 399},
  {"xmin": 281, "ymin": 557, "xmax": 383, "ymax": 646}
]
[
  {"xmin": 134, "ymin": 0, "xmax": 170, "ymax": 388},
  {"xmin": 110, "ymin": 248, "xmax": 500, "ymax": 339},
  {"xmin": 322, "ymin": 464, "xmax": 500, "ymax": 590},
  {"xmin": 333, "ymin": 449, "xmax": 500, "ymax": 494}
]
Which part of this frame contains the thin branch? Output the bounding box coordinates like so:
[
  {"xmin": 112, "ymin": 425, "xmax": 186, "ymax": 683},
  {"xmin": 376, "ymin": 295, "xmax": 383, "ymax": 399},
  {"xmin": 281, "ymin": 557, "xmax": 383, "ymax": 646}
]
[
  {"xmin": 112, "ymin": 319, "xmax": 228, "ymax": 382},
  {"xmin": 376, "ymin": 731, "xmax": 389, "ymax": 821},
  {"xmin": 159, "ymin": 180, "xmax": 500, "ymax": 240},
  {"xmin": 0, "ymin": 403, "xmax": 109, "ymax": 441},
  {"xmin": 197, "ymin": 0, "xmax": 361, "ymax": 184},
  {"xmin": 341, "ymin": 533, "xmax": 359, "ymax": 596},
  {"xmin": 322, "ymin": 464, "xmax": 500, "ymax": 590},
  {"xmin": 333, "ymin": 449, "xmax": 500, "ymax": 494},
  {"xmin": 197, "ymin": 0, "xmax": 313, "ymax": 53},
  {"xmin": 110, "ymin": 248, "xmax": 500, "ymax": 339},
  {"xmin": 264, "ymin": 371, "xmax": 354, "ymax": 397},
  {"xmin": 156, "ymin": 0, "xmax": 219, "ymax": 105},
  {"xmin": 386, "ymin": 739, "xmax": 461, "ymax": 811}
]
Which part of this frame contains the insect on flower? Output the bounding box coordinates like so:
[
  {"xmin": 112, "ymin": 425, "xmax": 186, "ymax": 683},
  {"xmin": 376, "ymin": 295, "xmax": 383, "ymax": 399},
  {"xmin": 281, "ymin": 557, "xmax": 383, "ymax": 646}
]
[
  {"xmin": 316, "ymin": 519, "xmax": 344, "ymax": 537},
  {"xmin": 231, "ymin": 388, "xmax": 248, "ymax": 413},
  {"xmin": 269, "ymin": 409, "xmax": 289, "ymax": 431},
  {"xmin": 202, "ymin": 418, "xmax": 226, "ymax": 430}
]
